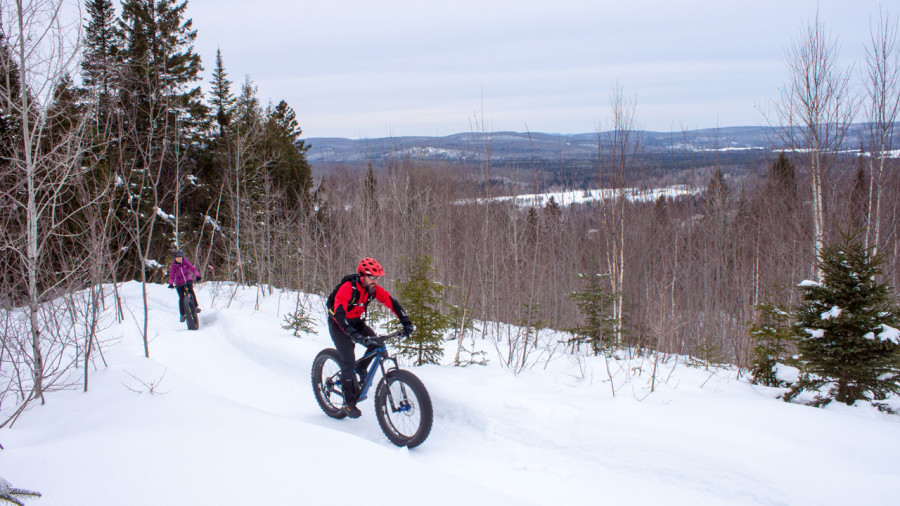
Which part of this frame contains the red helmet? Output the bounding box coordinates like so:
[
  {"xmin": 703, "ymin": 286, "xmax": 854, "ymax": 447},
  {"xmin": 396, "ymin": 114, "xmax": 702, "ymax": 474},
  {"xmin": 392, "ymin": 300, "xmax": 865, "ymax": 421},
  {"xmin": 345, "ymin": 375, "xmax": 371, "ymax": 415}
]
[{"xmin": 357, "ymin": 257, "xmax": 385, "ymax": 277}]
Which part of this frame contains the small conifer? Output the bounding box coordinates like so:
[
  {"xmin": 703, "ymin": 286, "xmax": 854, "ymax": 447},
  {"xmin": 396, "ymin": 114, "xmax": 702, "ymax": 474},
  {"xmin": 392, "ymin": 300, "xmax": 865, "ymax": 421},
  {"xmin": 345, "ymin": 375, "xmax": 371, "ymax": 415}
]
[
  {"xmin": 567, "ymin": 273, "xmax": 617, "ymax": 355},
  {"xmin": 748, "ymin": 302, "xmax": 795, "ymax": 387},
  {"xmin": 785, "ymin": 231, "xmax": 900, "ymax": 410},
  {"xmin": 393, "ymin": 255, "xmax": 451, "ymax": 366}
]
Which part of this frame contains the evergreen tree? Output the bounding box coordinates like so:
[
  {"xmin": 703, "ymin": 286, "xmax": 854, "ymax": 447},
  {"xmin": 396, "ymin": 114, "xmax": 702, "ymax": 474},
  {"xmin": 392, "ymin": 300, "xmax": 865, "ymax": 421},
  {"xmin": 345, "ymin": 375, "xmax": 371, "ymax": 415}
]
[
  {"xmin": 849, "ymin": 160, "xmax": 868, "ymax": 232},
  {"xmin": 0, "ymin": 33, "xmax": 25, "ymax": 163},
  {"xmin": 81, "ymin": 0, "xmax": 121, "ymax": 117},
  {"xmin": 264, "ymin": 100, "xmax": 312, "ymax": 207},
  {"xmin": 784, "ymin": 231, "xmax": 900, "ymax": 409},
  {"xmin": 210, "ymin": 48, "xmax": 235, "ymax": 134},
  {"xmin": 45, "ymin": 74, "xmax": 86, "ymax": 143},
  {"xmin": 748, "ymin": 301, "xmax": 795, "ymax": 387},
  {"xmin": 115, "ymin": 0, "xmax": 207, "ymax": 270},
  {"xmin": 0, "ymin": 32, "xmax": 28, "ymax": 299},
  {"xmin": 523, "ymin": 206, "xmax": 539, "ymax": 245},
  {"xmin": 393, "ymin": 255, "xmax": 451, "ymax": 366},
  {"xmin": 229, "ymin": 76, "xmax": 265, "ymax": 199},
  {"xmin": 544, "ymin": 195, "xmax": 561, "ymax": 221},
  {"xmin": 80, "ymin": 0, "xmax": 121, "ymax": 231},
  {"xmin": 567, "ymin": 273, "xmax": 618, "ymax": 355},
  {"xmin": 118, "ymin": 0, "xmax": 206, "ymax": 153},
  {"xmin": 653, "ymin": 194, "xmax": 668, "ymax": 223},
  {"xmin": 704, "ymin": 168, "xmax": 730, "ymax": 210},
  {"xmin": 119, "ymin": 0, "xmax": 203, "ymax": 109},
  {"xmin": 364, "ymin": 162, "xmax": 378, "ymax": 215},
  {"xmin": 768, "ymin": 151, "xmax": 797, "ymax": 199}
]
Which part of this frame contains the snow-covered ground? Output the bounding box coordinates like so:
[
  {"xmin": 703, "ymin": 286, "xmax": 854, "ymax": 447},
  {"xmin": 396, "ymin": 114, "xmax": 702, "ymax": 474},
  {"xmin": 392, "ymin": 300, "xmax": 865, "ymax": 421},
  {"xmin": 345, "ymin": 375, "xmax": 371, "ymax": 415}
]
[{"xmin": 1, "ymin": 281, "xmax": 899, "ymax": 505}]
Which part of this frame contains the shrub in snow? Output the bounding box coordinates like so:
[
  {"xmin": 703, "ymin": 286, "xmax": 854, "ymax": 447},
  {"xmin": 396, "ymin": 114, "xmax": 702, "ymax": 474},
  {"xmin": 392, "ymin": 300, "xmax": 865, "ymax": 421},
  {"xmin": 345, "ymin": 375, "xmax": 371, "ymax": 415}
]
[
  {"xmin": 784, "ymin": 232, "xmax": 900, "ymax": 411},
  {"xmin": 282, "ymin": 300, "xmax": 315, "ymax": 338}
]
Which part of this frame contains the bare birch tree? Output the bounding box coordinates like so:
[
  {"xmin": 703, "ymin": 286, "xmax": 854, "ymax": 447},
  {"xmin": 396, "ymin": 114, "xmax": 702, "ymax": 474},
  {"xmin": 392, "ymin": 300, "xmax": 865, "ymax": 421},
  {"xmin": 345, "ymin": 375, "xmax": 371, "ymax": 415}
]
[
  {"xmin": 862, "ymin": 9, "xmax": 900, "ymax": 258},
  {"xmin": 599, "ymin": 84, "xmax": 641, "ymax": 346},
  {"xmin": 773, "ymin": 12, "xmax": 855, "ymax": 281},
  {"xmin": 1, "ymin": 0, "xmax": 87, "ymax": 409}
]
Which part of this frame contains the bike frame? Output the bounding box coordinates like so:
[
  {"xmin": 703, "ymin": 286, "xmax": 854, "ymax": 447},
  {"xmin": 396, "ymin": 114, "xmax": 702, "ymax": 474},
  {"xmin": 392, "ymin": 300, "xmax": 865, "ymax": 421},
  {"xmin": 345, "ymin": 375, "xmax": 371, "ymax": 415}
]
[
  {"xmin": 356, "ymin": 345, "xmax": 395, "ymax": 402},
  {"xmin": 355, "ymin": 332, "xmax": 402, "ymax": 402}
]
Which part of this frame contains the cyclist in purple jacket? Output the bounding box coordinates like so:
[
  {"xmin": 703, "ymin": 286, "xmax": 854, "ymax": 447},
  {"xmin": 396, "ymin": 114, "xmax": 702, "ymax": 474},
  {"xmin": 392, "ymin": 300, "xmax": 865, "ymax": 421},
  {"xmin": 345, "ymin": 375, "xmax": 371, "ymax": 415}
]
[{"xmin": 167, "ymin": 249, "xmax": 202, "ymax": 322}]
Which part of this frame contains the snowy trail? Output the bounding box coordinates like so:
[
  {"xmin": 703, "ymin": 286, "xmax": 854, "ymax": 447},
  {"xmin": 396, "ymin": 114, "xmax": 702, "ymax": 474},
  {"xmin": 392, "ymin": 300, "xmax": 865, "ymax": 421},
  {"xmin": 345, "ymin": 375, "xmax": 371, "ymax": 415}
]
[{"xmin": 2, "ymin": 282, "xmax": 899, "ymax": 505}]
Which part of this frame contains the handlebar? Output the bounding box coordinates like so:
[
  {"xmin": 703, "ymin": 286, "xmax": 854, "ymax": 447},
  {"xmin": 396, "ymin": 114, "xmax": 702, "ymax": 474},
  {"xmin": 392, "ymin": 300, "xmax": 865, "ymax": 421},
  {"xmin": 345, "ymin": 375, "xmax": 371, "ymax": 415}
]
[{"xmin": 363, "ymin": 330, "xmax": 407, "ymax": 346}]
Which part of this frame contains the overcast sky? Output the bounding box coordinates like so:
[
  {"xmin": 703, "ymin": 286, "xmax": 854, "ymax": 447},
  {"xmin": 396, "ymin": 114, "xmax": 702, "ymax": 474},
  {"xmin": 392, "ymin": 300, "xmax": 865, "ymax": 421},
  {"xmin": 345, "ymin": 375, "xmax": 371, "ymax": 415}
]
[{"xmin": 183, "ymin": 0, "xmax": 886, "ymax": 139}]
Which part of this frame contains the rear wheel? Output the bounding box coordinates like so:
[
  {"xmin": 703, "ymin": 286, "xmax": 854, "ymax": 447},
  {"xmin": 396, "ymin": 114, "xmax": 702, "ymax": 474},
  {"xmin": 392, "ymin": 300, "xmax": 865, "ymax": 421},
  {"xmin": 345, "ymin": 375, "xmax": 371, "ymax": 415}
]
[
  {"xmin": 312, "ymin": 349, "xmax": 348, "ymax": 419},
  {"xmin": 375, "ymin": 369, "xmax": 432, "ymax": 448}
]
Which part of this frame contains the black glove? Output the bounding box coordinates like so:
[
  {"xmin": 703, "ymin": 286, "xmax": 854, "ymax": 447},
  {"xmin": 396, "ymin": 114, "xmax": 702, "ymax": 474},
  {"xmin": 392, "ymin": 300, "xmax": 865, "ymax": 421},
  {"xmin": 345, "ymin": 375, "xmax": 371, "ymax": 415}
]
[
  {"xmin": 168, "ymin": 284, "xmax": 174, "ymax": 289},
  {"xmin": 195, "ymin": 275, "xmax": 202, "ymax": 282},
  {"xmin": 349, "ymin": 332, "xmax": 366, "ymax": 345},
  {"xmin": 402, "ymin": 322, "xmax": 415, "ymax": 337}
]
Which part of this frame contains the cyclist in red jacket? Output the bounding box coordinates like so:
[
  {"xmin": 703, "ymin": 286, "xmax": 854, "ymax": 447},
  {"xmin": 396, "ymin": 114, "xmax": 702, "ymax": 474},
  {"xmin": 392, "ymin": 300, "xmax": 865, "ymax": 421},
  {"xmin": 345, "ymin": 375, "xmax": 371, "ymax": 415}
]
[{"xmin": 326, "ymin": 257, "xmax": 414, "ymax": 418}]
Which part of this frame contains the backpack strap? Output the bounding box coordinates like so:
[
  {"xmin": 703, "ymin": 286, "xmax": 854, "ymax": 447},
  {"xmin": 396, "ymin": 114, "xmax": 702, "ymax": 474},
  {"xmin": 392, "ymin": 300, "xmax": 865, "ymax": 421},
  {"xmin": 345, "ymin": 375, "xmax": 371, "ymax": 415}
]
[{"xmin": 327, "ymin": 274, "xmax": 361, "ymax": 316}]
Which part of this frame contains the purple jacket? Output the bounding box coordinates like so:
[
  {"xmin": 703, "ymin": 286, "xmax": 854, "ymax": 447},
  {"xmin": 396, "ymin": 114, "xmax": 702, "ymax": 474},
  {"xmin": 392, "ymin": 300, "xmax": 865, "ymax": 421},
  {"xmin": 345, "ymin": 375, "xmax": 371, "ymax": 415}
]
[{"xmin": 169, "ymin": 258, "xmax": 200, "ymax": 286}]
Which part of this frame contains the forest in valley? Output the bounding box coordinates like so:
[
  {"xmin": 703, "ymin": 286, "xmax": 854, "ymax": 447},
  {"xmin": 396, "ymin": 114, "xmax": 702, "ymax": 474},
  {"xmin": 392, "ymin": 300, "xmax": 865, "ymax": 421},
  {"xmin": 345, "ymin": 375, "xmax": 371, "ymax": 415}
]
[{"xmin": 2, "ymin": 0, "xmax": 900, "ymax": 424}]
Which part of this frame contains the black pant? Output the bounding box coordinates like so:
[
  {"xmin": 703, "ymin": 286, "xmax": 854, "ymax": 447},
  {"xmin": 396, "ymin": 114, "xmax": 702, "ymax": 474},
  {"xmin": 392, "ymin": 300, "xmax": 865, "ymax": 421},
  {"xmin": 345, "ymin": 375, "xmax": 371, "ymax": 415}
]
[
  {"xmin": 175, "ymin": 284, "xmax": 198, "ymax": 317},
  {"xmin": 328, "ymin": 319, "xmax": 377, "ymax": 405}
]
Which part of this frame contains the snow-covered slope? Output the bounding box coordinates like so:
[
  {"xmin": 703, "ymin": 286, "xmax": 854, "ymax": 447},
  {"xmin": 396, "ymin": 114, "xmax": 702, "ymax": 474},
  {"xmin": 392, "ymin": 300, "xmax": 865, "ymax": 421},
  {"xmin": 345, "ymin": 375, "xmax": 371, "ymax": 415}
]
[{"xmin": 1, "ymin": 282, "xmax": 898, "ymax": 505}]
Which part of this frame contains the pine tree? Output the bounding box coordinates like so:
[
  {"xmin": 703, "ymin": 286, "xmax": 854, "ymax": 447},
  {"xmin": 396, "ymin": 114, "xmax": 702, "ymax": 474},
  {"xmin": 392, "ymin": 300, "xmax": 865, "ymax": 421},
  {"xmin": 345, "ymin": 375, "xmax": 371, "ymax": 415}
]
[
  {"xmin": 115, "ymin": 0, "xmax": 207, "ymax": 270},
  {"xmin": 523, "ymin": 206, "xmax": 539, "ymax": 245},
  {"xmin": 228, "ymin": 76, "xmax": 266, "ymax": 201},
  {"xmin": 119, "ymin": 0, "xmax": 203, "ymax": 110},
  {"xmin": 81, "ymin": 0, "xmax": 120, "ymax": 120},
  {"xmin": 364, "ymin": 162, "xmax": 378, "ymax": 216},
  {"xmin": 705, "ymin": 169, "xmax": 729, "ymax": 205},
  {"xmin": 768, "ymin": 151, "xmax": 797, "ymax": 200},
  {"xmin": 118, "ymin": 0, "xmax": 207, "ymax": 156},
  {"xmin": 264, "ymin": 100, "xmax": 312, "ymax": 207},
  {"xmin": 748, "ymin": 301, "xmax": 795, "ymax": 387},
  {"xmin": 210, "ymin": 48, "xmax": 235, "ymax": 134},
  {"xmin": 544, "ymin": 195, "xmax": 561, "ymax": 221},
  {"xmin": 0, "ymin": 33, "xmax": 25, "ymax": 163},
  {"xmin": 849, "ymin": 160, "xmax": 868, "ymax": 232},
  {"xmin": 567, "ymin": 273, "xmax": 618, "ymax": 355},
  {"xmin": 393, "ymin": 255, "xmax": 451, "ymax": 366},
  {"xmin": 785, "ymin": 231, "xmax": 900, "ymax": 409}
]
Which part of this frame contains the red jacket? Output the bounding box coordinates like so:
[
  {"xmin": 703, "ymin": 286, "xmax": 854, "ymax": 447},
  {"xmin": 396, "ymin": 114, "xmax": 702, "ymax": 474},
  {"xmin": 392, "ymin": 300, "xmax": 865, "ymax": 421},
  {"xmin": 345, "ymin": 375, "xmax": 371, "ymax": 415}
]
[{"xmin": 329, "ymin": 276, "xmax": 410, "ymax": 334}]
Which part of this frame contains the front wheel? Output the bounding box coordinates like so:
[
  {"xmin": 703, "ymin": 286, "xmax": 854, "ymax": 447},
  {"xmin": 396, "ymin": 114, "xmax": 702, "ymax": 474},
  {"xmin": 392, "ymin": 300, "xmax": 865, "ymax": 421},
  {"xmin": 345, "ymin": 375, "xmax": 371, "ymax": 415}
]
[
  {"xmin": 312, "ymin": 349, "xmax": 348, "ymax": 419},
  {"xmin": 183, "ymin": 294, "xmax": 199, "ymax": 330},
  {"xmin": 375, "ymin": 369, "xmax": 433, "ymax": 448}
]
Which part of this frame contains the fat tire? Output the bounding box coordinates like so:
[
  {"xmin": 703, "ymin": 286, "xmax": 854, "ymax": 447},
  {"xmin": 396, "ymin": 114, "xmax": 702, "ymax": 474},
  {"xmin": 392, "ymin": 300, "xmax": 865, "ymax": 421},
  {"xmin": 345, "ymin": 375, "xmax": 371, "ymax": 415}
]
[
  {"xmin": 375, "ymin": 369, "xmax": 433, "ymax": 448},
  {"xmin": 183, "ymin": 294, "xmax": 199, "ymax": 330},
  {"xmin": 312, "ymin": 349, "xmax": 348, "ymax": 419}
]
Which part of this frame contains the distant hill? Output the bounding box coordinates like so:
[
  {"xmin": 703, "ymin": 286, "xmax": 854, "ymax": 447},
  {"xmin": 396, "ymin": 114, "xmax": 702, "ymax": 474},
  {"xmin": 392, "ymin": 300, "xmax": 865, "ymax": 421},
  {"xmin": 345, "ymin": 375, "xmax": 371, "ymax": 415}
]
[{"xmin": 305, "ymin": 124, "xmax": 895, "ymax": 165}]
